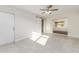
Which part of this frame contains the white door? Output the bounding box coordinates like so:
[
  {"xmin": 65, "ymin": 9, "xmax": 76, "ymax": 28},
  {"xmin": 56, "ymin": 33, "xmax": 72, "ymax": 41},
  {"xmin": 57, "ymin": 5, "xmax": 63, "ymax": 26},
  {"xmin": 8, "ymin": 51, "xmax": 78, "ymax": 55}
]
[
  {"xmin": 44, "ymin": 18, "xmax": 53, "ymax": 33},
  {"xmin": 0, "ymin": 12, "xmax": 14, "ymax": 45}
]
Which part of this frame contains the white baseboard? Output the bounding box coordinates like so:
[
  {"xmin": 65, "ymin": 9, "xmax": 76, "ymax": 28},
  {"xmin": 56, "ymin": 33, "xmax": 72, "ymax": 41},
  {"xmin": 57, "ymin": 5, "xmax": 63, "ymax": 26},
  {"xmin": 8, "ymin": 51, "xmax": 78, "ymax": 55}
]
[
  {"xmin": 68, "ymin": 35, "xmax": 79, "ymax": 39},
  {"xmin": 15, "ymin": 33, "xmax": 32, "ymax": 42}
]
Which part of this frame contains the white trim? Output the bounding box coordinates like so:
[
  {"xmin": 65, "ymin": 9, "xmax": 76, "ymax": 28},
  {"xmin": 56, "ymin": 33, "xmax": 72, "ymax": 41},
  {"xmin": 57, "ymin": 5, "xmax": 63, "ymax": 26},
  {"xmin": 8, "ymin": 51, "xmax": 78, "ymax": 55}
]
[{"xmin": 15, "ymin": 33, "xmax": 32, "ymax": 42}]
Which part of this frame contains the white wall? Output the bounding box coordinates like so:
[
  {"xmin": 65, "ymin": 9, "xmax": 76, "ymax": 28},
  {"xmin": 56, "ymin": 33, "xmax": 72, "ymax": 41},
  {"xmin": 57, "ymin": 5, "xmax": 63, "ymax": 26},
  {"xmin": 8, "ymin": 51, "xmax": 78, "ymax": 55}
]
[
  {"xmin": 0, "ymin": 6, "xmax": 41, "ymax": 41},
  {"xmin": 53, "ymin": 6, "xmax": 79, "ymax": 38},
  {"xmin": 15, "ymin": 11, "xmax": 41, "ymax": 41},
  {"xmin": 67, "ymin": 13, "xmax": 79, "ymax": 38}
]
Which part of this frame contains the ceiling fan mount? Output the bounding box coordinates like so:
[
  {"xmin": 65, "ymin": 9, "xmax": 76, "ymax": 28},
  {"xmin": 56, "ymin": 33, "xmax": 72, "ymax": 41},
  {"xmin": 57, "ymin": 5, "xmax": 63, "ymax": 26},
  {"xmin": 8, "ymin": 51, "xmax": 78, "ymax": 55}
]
[{"xmin": 47, "ymin": 5, "xmax": 52, "ymax": 9}]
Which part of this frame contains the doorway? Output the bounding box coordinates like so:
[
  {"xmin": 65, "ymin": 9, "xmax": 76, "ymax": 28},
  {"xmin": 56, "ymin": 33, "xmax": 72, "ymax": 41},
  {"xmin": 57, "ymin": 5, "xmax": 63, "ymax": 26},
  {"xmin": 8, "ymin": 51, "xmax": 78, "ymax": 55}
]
[
  {"xmin": 53, "ymin": 18, "xmax": 68, "ymax": 35},
  {"xmin": 41, "ymin": 19, "xmax": 44, "ymax": 33}
]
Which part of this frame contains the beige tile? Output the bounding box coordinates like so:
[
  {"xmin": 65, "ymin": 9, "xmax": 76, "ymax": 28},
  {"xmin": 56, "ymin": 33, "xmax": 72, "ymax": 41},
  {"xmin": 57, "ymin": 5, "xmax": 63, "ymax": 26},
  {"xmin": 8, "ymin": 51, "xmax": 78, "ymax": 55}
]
[{"xmin": 0, "ymin": 33, "xmax": 79, "ymax": 53}]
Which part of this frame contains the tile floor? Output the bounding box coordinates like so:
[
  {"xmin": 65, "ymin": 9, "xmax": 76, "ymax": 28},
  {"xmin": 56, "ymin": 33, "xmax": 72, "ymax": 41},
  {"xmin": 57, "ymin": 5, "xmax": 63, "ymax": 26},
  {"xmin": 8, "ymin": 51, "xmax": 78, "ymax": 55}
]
[{"xmin": 0, "ymin": 33, "xmax": 79, "ymax": 53}]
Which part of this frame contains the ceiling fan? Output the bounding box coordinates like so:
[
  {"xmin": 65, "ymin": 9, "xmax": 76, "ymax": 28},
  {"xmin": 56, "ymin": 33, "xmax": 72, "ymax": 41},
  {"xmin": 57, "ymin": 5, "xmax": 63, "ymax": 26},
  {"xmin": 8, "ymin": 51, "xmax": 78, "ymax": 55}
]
[{"xmin": 40, "ymin": 5, "xmax": 58, "ymax": 14}]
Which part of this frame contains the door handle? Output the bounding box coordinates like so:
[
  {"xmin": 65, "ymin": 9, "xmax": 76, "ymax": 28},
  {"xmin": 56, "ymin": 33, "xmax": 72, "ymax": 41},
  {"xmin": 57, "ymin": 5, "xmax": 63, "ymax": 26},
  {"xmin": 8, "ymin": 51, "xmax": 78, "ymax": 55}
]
[{"xmin": 13, "ymin": 26, "xmax": 15, "ymax": 31}]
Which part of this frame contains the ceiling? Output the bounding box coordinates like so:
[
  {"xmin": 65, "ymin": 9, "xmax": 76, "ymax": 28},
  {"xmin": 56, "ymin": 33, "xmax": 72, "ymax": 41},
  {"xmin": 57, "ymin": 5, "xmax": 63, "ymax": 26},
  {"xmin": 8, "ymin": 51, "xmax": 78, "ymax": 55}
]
[
  {"xmin": 13, "ymin": 5, "xmax": 79, "ymax": 19},
  {"xmin": 14, "ymin": 5, "xmax": 47, "ymax": 15}
]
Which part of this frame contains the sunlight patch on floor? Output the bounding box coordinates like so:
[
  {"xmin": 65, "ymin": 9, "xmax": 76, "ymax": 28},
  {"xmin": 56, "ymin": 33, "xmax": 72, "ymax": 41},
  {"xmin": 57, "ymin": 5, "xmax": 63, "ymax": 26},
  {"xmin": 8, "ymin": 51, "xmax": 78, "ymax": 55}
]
[
  {"xmin": 36, "ymin": 35, "xmax": 49, "ymax": 46},
  {"xmin": 30, "ymin": 32, "xmax": 41, "ymax": 41},
  {"xmin": 30, "ymin": 32, "xmax": 49, "ymax": 46}
]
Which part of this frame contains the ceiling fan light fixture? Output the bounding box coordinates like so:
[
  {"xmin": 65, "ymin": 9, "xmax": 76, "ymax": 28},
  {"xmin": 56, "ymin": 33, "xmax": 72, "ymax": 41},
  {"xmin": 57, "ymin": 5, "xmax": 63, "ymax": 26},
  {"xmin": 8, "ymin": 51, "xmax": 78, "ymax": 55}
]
[
  {"xmin": 47, "ymin": 11, "xmax": 51, "ymax": 14},
  {"xmin": 40, "ymin": 5, "xmax": 58, "ymax": 15},
  {"xmin": 41, "ymin": 11, "xmax": 52, "ymax": 15}
]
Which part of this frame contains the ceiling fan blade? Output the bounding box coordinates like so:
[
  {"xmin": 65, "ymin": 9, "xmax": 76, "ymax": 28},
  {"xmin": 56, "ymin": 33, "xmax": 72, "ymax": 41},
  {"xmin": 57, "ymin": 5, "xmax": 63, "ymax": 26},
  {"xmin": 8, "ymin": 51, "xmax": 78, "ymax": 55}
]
[
  {"xmin": 50, "ymin": 9, "xmax": 58, "ymax": 11},
  {"xmin": 40, "ymin": 9, "xmax": 48, "ymax": 11}
]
